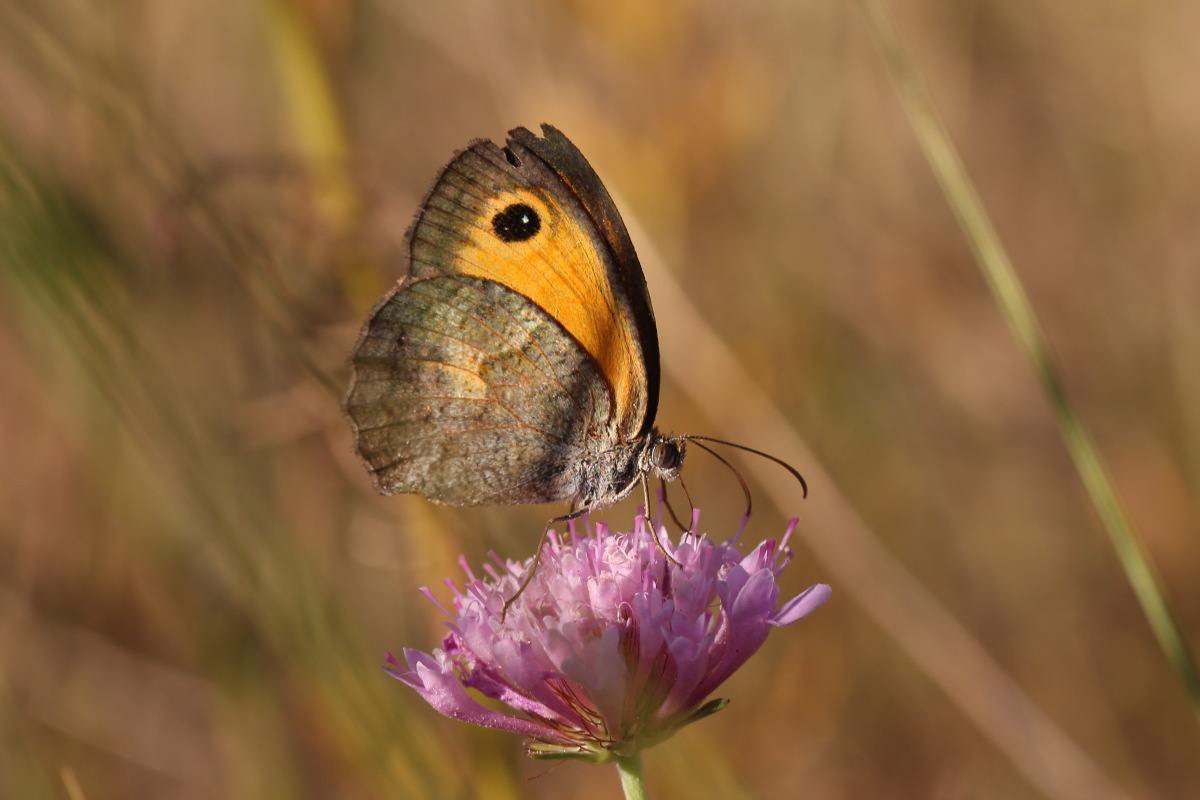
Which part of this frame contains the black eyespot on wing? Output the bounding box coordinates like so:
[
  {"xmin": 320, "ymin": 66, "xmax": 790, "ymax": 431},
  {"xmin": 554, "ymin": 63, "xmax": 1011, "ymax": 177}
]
[{"xmin": 492, "ymin": 203, "xmax": 541, "ymax": 242}]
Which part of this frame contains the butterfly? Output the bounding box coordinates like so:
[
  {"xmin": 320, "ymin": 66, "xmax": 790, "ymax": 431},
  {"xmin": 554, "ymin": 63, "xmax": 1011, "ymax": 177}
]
[{"xmin": 344, "ymin": 124, "xmax": 801, "ymax": 521}]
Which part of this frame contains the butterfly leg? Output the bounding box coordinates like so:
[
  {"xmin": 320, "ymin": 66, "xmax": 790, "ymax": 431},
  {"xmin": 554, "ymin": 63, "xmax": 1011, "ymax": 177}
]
[
  {"xmin": 501, "ymin": 506, "xmax": 591, "ymax": 620},
  {"xmin": 641, "ymin": 477, "xmax": 683, "ymax": 567},
  {"xmin": 658, "ymin": 476, "xmax": 693, "ymax": 533}
]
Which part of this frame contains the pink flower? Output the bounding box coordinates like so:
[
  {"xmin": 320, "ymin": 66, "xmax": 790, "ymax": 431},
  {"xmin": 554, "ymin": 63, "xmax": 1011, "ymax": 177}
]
[{"xmin": 387, "ymin": 511, "xmax": 830, "ymax": 762}]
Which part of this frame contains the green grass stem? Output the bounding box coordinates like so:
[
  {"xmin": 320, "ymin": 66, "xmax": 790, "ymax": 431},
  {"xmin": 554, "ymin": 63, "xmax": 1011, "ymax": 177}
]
[{"xmin": 858, "ymin": 0, "xmax": 1200, "ymax": 728}]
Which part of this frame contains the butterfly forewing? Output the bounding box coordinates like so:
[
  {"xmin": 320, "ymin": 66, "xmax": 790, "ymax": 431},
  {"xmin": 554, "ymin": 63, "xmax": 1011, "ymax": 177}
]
[{"xmin": 405, "ymin": 127, "xmax": 654, "ymax": 438}]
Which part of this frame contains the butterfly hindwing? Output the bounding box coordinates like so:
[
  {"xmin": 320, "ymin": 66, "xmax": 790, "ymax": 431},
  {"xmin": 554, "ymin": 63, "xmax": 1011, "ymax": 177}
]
[{"xmin": 346, "ymin": 274, "xmax": 613, "ymax": 505}]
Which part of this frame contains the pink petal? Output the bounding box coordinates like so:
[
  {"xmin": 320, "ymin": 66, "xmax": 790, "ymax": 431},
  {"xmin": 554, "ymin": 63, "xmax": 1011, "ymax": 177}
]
[
  {"xmin": 385, "ymin": 651, "xmax": 557, "ymax": 739},
  {"xmin": 770, "ymin": 583, "xmax": 832, "ymax": 627}
]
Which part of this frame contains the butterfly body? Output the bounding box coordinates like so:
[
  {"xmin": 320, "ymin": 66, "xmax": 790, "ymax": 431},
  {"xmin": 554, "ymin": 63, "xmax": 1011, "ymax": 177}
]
[{"xmin": 345, "ymin": 125, "xmax": 684, "ymax": 512}]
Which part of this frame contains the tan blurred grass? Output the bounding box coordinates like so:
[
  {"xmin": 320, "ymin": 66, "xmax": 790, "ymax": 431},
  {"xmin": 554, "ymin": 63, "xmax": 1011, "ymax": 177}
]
[{"xmin": 1, "ymin": 1, "xmax": 1198, "ymax": 798}]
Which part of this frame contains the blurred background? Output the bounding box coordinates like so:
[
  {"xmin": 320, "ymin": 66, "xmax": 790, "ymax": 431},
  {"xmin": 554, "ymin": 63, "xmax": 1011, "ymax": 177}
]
[{"xmin": 2, "ymin": 1, "xmax": 1198, "ymax": 798}]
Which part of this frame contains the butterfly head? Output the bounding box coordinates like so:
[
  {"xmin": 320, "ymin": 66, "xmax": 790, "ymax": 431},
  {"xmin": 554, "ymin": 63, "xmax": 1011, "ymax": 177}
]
[{"xmin": 644, "ymin": 434, "xmax": 685, "ymax": 484}]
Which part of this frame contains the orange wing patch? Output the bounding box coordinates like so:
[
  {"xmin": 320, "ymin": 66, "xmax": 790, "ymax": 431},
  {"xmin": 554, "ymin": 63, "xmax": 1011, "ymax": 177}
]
[{"xmin": 409, "ymin": 151, "xmax": 645, "ymax": 435}]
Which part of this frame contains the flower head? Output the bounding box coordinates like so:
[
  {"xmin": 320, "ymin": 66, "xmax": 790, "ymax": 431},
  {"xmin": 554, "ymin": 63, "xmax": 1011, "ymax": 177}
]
[{"xmin": 387, "ymin": 511, "xmax": 830, "ymax": 762}]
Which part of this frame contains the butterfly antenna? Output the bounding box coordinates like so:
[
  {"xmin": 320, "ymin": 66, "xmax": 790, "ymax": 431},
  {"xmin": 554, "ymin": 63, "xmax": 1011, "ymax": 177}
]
[
  {"xmin": 659, "ymin": 477, "xmax": 689, "ymax": 533},
  {"xmin": 686, "ymin": 435, "xmax": 808, "ymax": 498},
  {"xmin": 690, "ymin": 440, "xmax": 754, "ymax": 517}
]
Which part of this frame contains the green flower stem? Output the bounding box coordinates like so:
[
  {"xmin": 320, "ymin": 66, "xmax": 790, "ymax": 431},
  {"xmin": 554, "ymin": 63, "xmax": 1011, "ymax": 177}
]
[
  {"xmin": 615, "ymin": 753, "xmax": 649, "ymax": 800},
  {"xmin": 857, "ymin": 0, "xmax": 1200, "ymax": 729}
]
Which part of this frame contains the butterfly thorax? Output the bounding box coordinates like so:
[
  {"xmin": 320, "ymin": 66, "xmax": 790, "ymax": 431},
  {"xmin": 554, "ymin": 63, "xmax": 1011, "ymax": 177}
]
[{"xmin": 572, "ymin": 430, "xmax": 685, "ymax": 512}]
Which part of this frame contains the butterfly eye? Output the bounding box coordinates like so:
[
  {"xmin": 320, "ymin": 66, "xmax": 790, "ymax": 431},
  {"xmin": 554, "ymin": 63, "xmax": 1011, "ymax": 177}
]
[
  {"xmin": 492, "ymin": 203, "xmax": 541, "ymax": 242},
  {"xmin": 651, "ymin": 440, "xmax": 683, "ymax": 473}
]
